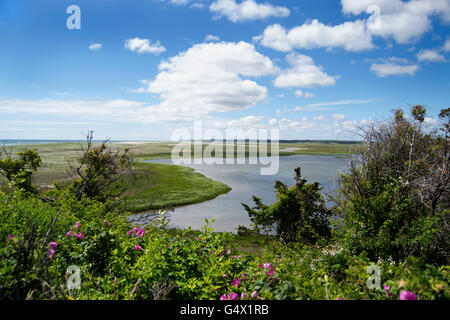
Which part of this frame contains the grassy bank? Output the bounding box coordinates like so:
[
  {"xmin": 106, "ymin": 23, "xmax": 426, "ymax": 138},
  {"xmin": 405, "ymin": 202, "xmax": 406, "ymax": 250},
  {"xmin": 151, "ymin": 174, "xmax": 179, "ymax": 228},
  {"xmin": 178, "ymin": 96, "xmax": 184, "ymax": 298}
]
[{"xmin": 110, "ymin": 162, "xmax": 231, "ymax": 213}]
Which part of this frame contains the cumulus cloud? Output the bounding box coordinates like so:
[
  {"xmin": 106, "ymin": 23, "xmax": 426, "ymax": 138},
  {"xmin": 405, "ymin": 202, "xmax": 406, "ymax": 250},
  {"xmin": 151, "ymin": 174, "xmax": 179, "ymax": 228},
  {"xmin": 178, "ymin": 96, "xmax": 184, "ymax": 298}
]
[
  {"xmin": 444, "ymin": 39, "xmax": 450, "ymax": 51},
  {"xmin": 88, "ymin": 43, "xmax": 102, "ymax": 51},
  {"xmin": 256, "ymin": 0, "xmax": 450, "ymax": 52},
  {"xmin": 132, "ymin": 41, "xmax": 278, "ymax": 121},
  {"xmin": 294, "ymin": 90, "xmax": 314, "ymax": 98},
  {"xmin": 256, "ymin": 20, "xmax": 374, "ymax": 52},
  {"xmin": 205, "ymin": 34, "xmax": 220, "ymax": 42},
  {"xmin": 370, "ymin": 62, "xmax": 419, "ymax": 77},
  {"xmin": 210, "ymin": 0, "xmax": 290, "ymax": 23},
  {"xmin": 417, "ymin": 49, "xmax": 446, "ymax": 62},
  {"xmin": 212, "ymin": 115, "xmax": 265, "ymax": 129},
  {"xmin": 124, "ymin": 37, "xmax": 166, "ymax": 55},
  {"xmin": 273, "ymin": 53, "xmax": 338, "ymax": 88},
  {"xmin": 341, "ymin": 0, "xmax": 450, "ymax": 44}
]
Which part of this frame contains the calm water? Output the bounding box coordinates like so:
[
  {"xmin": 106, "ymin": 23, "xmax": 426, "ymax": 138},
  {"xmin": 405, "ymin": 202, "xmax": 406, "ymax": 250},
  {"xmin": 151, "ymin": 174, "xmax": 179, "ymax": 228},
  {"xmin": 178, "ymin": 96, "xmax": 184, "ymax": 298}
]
[{"xmin": 137, "ymin": 155, "xmax": 349, "ymax": 233}]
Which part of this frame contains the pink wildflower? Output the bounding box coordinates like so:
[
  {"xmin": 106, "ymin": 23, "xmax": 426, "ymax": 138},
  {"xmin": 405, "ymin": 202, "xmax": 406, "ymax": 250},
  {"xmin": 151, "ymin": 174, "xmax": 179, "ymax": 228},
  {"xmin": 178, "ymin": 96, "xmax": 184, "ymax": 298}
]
[
  {"xmin": 75, "ymin": 232, "xmax": 84, "ymax": 240},
  {"xmin": 228, "ymin": 292, "xmax": 239, "ymax": 300},
  {"xmin": 399, "ymin": 291, "xmax": 417, "ymax": 300},
  {"xmin": 226, "ymin": 249, "xmax": 231, "ymax": 254},
  {"xmin": 74, "ymin": 221, "xmax": 80, "ymax": 229},
  {"xmin": 251, "ymin": 291, "xmax": 258, "ymax": 299},
  {"xmin": 49, "ymin": 241, "xmax": 58, "ymax": 249},
  {"xmin": 104, "ymin": 220, "xmax": 110, "ymax": 227},
  {"xmin": 135, "ymin": 228, "xmax": 145, "ymax": 237},
  {"xmin": 336, "ymin": 297, "xmax": 344, "ymax": 300},
  {"xmin": 66, "ymin": 230, "xmax": 73, "ymax": 237},
  {"xmin": 134, "ymin": 245, "xmax": 142, "ymax": 251},
  {"xmin": 219, "ymin": 294, "xmax": 227, "ymax": 300},
  {"xmin": 222, "ymin": 274, "xmax": 227, "ymax": 278},
  {"xmin": 231, "ymin": 278, "xmax": 240, "ymax": 288},
  {"xmin": 49, "ymin": 248, "xmax": 55, "ymax": 259},
  {"xmin": 7, "ymin": 235, "xmax": 14, "ymax": 241},
  {"xmin": 241, "ymin": 293, "xmax": 248, "ymax": 300},
  {"xmin": 232, "ymin": 255, "xmax": 237, "ymax": 259},
  {"xmin": 127, "ymin": 229, "xmax": 134, "ymax": 236},
  {"xmin": 384, "ymin": 285, "xmax": 393, "ymax": 297},
  {"xmin": 210, "ymin": 250, "xmax": 215, "ymax": 254}
]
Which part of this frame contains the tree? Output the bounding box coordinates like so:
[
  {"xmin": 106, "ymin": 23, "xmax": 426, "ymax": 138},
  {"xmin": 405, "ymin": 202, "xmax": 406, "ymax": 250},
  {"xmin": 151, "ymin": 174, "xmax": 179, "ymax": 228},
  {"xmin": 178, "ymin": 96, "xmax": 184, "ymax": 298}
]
[
  {"xmin": 65, "ymin": 131, "xmax": 136, "ymax": 203},
  {"xmin": 0, "ymin": 147, "xmax": 42, "ymax": 194},
  {"xmin": 335, "ymin": 106, "xmax": 449, "ymax": 264},
  {"xmin": 242, "ymin": 167, "xmax": 332, "ymax": 243}
]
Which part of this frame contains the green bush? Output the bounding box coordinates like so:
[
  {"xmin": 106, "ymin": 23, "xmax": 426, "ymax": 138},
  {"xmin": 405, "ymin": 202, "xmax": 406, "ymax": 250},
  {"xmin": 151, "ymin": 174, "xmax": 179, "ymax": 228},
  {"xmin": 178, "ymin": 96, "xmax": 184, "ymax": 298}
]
[{"xmin": 243, "ymin": 167, "xmax": 331, "ymax": 243}]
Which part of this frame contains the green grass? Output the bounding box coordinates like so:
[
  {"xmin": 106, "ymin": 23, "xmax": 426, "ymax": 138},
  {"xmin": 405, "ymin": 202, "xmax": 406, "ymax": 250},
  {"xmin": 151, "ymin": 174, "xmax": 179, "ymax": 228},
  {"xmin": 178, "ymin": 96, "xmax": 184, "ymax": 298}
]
[
  {"xmin": 2, "ymin": 140, "xmax": 358, "ymax": 212},
  {"xmin": 110, "ymin": 162, "xmax": 231, "ymax": 213}
]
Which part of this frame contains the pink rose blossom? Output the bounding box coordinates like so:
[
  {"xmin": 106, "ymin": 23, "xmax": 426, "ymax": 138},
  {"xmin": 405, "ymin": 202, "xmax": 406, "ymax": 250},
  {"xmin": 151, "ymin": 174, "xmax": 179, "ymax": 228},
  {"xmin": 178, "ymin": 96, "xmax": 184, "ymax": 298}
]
[
  {"xmin": 75, "ymin": 232, "xmax": 84, "ymax": 240},
  {"xmin": 399, "ymin": 291, "xmax": 417, "ymax": 300},
  {"xmin": 133, "ymin": 227, "xmax": 145, "ymax": 237},
  {"xmin": 231, "ymin": 278, "xmax": 240, "ymax": 288},
  {"xmin": 384, "ymin": 285, "xmax": 393, "ymax": 297},
  {"xmin": 228, "ymin": 292, "xmax": 239, "ymax": 300}
]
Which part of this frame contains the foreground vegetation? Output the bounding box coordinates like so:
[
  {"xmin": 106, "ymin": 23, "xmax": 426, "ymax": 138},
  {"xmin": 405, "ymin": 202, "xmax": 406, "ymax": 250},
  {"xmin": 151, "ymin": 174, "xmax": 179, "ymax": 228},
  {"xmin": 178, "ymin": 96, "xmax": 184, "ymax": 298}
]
[{"xmin": 0, "ymin": 106, "xmax": 448, "ymax": 300}]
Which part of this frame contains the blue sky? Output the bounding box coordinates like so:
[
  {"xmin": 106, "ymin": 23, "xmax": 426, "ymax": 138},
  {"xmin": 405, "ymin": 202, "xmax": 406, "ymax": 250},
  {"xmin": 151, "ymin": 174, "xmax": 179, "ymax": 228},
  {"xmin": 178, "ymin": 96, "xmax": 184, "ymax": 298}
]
[{"xmin": 0, "ymin": 0, "xmax": 449, "ymax": 140}]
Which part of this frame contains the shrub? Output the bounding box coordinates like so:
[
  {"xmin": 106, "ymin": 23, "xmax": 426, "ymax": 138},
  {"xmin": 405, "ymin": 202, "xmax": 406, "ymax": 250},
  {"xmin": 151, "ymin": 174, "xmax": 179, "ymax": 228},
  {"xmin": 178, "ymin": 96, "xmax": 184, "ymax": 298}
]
[
  {"xmin": 243, "ymin": 167, "xmax": 332, "ymax": 243},
  {"xmin": 334, "ymin": 107, "xmax": 450, "ymax": 265}
]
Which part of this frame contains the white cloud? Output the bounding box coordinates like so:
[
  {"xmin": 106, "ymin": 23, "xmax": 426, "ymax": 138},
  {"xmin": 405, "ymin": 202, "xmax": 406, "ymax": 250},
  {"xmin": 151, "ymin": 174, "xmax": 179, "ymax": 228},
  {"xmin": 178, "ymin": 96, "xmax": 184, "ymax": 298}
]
[
  {"xmin": 444, "ymin": 39, "xmax": 450, "ymax": 51},
  {"xmin": 210, "ymin": 0, "xmax": 290, "ymax": 23},
  {"xmin": 273, "ymin": 53, "xmax": 338, "ymax": 88},
  {"xmin": 417, "ymin": 49, "xmax": 446, "ymax": 62},
  {"xmin": 341, "ymin": 0, "xmax": 450, "ymax": 44},
  {"xmin": 124, "ymin": 37, "xmax": 166, "ymax": 55},
  {"xmin": 332, "ymin": 113, "xmax": 346, "ymax": 121},
  {"xmin": 370, "ymin": 62, "xmax": 419, "ymax": 77},
  {"xmin": 205, "ymin": 34, "xmax": 220, "ymax": 42},
  {"xmin": 213, "ymin": 115, "xmax": 265, "ymax": 129},
  {"xmin": 132, "ymin": 41, "xmax": 278, "ymax": 121},
  {"xmin": 88, "ymin": 43, "xmax": 102, "ymax": 51},
  {"xmin": 423, "ymin": 117, "xmax": 440, "ymax": 128},
  {"xmin": 256, "ymin": 20, "xmax": 374, "ymax": 52},
  {"xmin": 0, "ymin": 99, "xmax": 146, "ymax": 120},
  {"xmin": 294, "ymin": 90, "xmax": 314, "ymax": 98},
  {"xmin": 313, "ymin": 115, "xmax": 327, "ymax": 121},
  {"xmin": 257, "ymin": 1, "xmax": 450, "ymax": 53},
  {"xmin": 306, "ymin": 99, "xmax": 374, "ymax": 107}
]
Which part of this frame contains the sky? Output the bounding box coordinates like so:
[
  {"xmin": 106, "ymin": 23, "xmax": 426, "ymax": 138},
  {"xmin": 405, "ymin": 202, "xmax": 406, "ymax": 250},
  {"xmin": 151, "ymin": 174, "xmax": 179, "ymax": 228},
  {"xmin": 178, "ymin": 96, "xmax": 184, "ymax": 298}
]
[{"xmin": 0, "ymin": 0, "xmax": 449, "ymax": 140}]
